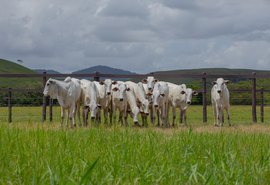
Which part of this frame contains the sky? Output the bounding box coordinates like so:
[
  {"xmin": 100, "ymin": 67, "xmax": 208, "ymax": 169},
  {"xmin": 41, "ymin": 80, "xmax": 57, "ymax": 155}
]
[{"xmin": 1, "ymin": 0, "xmax": 270, "ymax": 74}]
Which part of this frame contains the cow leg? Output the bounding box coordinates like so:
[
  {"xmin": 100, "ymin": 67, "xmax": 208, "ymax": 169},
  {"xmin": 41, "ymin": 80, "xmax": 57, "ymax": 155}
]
[
  {"xmin": 171, "ymin": 106, "xmax": 176, "ymax": 127},
  {"xmin": 225, "ymin": 107, "xmax": 231, "ymax": 126},
  {"xmin": 82, "ymin": 106, "xmax": 88, "ymax": 127},
  {"xmin": 104, "ymin": 109, "xmax": 108, "ymax": 125},
  {"xmin": 220, "ymin": 108, "xmax": 224, "ymax": 126},
  {"xmin": 180, "ymin": 110, "xmax": 183, "ymax": 124},
  {"xmin": 76, "ymin": 102, "xmax": 82, "ymax": 127},
  {"xmin": 213, "ymin": 104, "xmax": 218, "ymax": 126},
  {"xmin": 182, "ymin": 109, "xmax": 187, "ymax": 126},
  {"xmin": 150, "ymin": 107, "xmax": 154, "ymax": 125},
  {"xmin": 61, "ymin": 107, "xmax": 65, "ymax": 127}
]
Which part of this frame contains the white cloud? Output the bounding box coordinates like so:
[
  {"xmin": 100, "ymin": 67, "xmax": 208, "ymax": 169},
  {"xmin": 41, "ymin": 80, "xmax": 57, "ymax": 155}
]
[{"xmin": 1, "ymin": 0, "xmax": 270, "ymax": 73}]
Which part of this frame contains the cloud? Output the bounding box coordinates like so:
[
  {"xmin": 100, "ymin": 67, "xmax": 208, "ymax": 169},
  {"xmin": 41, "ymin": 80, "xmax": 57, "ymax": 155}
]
[{"xmin": 1, "ymin": 0, "xmax": 270, "ymax": 73}]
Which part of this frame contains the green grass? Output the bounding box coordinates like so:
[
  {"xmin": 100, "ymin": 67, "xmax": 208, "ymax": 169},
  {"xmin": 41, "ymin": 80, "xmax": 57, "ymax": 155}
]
[
  {"xmin": 1, "ymin": 105, "xmax": 270, "ymax": 125},
  {"xmin": 1, "ymin": 106, "xmax": 270, "ymax": 184},
  {"xmin": 1, "ymin": 122, "xmax": 270, "ymax": 184}
]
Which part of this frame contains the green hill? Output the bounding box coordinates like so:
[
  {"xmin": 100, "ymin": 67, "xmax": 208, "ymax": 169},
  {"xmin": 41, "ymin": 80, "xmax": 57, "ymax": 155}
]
[
  {"xmin": 0, "ymin": 59, "xmax": 36, "ymax": 74},
  {"xmin": 141, "ymin": 68, "xmax": 270, "ymax": 84},
  {"xmin": 0, "ymin": 59, "xmax": 42, "ymax": 89}
]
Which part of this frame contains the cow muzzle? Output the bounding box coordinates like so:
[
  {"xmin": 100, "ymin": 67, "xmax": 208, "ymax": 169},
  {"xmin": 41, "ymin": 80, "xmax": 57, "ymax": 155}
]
[
  {"xmin": 107, "ymin": 92, "xmax": 111, "ymax": 95},
  {"xmin": 217, "ymin": 90, "xmax": 221, "ymax": 94},
  {"xmin": 120, "ymin": 98, "xmax": 124, "ymax": 102}
]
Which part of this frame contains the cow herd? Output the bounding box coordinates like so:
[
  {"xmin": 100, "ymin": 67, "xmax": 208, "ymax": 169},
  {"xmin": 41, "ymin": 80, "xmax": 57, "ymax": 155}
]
[{"xmin": 43, "ymin": 76, "xmax": 231, "ymax": 128}]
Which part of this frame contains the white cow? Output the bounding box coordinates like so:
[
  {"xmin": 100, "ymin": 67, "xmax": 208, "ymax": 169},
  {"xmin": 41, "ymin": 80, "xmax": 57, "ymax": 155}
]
[
  {"xmin": 211, "ymin": 78, "xmax": 231, "ymax": 126},
  {"xmin": 152, "ymin": 81, "xmax": 169, "ymax": 127},
  {"xmin": 167, "ymin": 83, "xmax": 198, "ymax": 125},
  {"xmin": 179, "ymin": 87, "xmax": 198, "ymax": 125},
  {"xmin": 167, "ymin": 82, "xmax": 187, "ymax": 126},
  {"xmin": 43, "ymin": 77, "xmax": 81, "ymax": 127},
  {"xmin": 112, "ymin": 81, "xmax": 128, "ymax": 125},
  {"xmin": 142, "ymin": 76, "xmax": 158, "ymax": 124},
  {"xmin": 98, "ymin": 79, "xmax": 116, "ymax": 124},
  {"xmin": 125, "ymin": 81, "xmax": 149, "ymax": 126},
  {"xmin": 112, "ymin": 81, "xmax": 140, "ymax": 126},
  {"xmin": 80, "ymin": 79, "xmax": 101, "ymax": 126}
]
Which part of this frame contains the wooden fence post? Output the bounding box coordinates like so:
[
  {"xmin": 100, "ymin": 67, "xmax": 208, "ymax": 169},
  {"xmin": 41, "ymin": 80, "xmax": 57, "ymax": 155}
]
[
  {"xmin": 252, "ymin": 72, "xmax": 257, "ymax": 123},
  {"xmin": 49, "ymin": 98, "xmax": 53, "ymax": 122},
  {"xmin": 260, "ymin": 87, "xmax": 264, "ymax": 123},
  {"xmin": 42, "ymin": 72, "xmax": 47, "ymax": 122},
  {"xmin": 202, "ymin": 72, "xmax": 207, "ymax": 123},
  {"xmin": 8, "ymin": 88, "xmax": 12, "ymax": 123},
  {"xmin": 94, "ymin": 71, "xmax": 100, "ymax": 82}
]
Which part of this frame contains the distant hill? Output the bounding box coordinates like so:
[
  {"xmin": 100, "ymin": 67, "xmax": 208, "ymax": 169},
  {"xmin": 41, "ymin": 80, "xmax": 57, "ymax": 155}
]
[
  {"xmin": 34, "ymin": 69, "xmax": 61, "ymax": 74},
  {"xmin": 73, "ymin": 65, "xmax": 136, "ymax": 80},
  {"xmin": 73, "ymin": 65, "xmax": 136, "ymax": 75},
  {"xmin": 132, "ymin": 68, "xmax": 270, "ymax": 85},
  {"xmin": 0, "ymin": 58, "xmax": 42, "ymax": 88}
]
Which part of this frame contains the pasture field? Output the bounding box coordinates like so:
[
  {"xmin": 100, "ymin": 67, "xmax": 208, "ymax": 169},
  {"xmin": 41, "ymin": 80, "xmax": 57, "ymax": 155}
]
[
  {"xmin": 1, "ymin": 105, "xmax": 270, "ymax": 124},
  {"xmin": 1, "ymin": 106, "xmax": 270, "ymax": 184}
]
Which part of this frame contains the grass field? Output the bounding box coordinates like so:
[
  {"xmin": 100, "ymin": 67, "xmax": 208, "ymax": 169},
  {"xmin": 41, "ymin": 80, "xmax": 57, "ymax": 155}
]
[
  {"xmin": 1, "ymin": 105, "xmax": 270, "ymax": 125},
  {"xmin": 1, "ymin": 106, "xmax": 270, "ymax": 184}
]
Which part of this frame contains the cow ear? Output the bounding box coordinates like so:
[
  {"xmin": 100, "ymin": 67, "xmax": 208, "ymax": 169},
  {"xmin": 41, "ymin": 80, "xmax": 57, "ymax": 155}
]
[
  {"xmin": 142, "ymin": 79, "xmax": 147, "ymax": 84},
  {"xmin": 112, "ymin": 87, "xmax": 118, "ymax": 91},
  {"xmin": 212, "ymin": 81, "xmax": 217, "ymax": 85},
  {"xmin": 49, "ymin": 79, "xmax": 55, "ymax": 84},
  {"xmin": 193, "ymin": 91, "xmax": 198, "ymax": 96},
  {"xmin": 136, "ymin": 100, "xmax": 142, "ymax": 106},
  {"xmin": 99, "ymin": 81, "xmax": 104, "ymax": 85},
  {"xmin": 224, "ymin": 80, "xmax": 230, "ymax": 84}
]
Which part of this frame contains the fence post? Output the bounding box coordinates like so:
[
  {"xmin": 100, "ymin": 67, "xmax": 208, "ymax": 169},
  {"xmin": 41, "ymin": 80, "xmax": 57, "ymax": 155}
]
[
  {"xmin": 49, "ymin": 98, "xmax": 53, "ymax": 122},
  {"xmin": 94, "ymin": 71, "xmax": 100, "ymax": 82},
  {"xmin": 202, "ymin": 72, "xmax": 207, "ymax": 123},
  {"xmin": 8, "ymin": 88, "xmax": 12, "ymax": 123},
  {"xmin": 260, "ymin": 87, "xmax": 264, "ymax": 123},
  {"xmin": 252, "ymin": 72, "xmax": 257, "ymax": 123},
  {"xmin": 42, "ymin": 72, "xmax": 47, "ymax": 122}
]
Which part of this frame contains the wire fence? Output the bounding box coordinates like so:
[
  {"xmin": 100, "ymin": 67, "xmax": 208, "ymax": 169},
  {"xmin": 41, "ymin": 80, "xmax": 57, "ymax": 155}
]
[{"xmin": 1, "ymin": 72, "xmax": 270, "ymax": 123}]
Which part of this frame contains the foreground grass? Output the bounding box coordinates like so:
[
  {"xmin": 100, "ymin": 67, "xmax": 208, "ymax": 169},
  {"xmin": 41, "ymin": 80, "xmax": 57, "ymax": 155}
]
[{"xmin": 1, "ymin": 123, "xmax": 270, "ymax": 184}]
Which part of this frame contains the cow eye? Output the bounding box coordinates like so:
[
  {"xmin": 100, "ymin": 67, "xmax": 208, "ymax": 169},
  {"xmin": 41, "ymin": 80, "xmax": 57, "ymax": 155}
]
[
  {"xmin": 46, "ymin": 83, "xmax": 50, "ymax": 86},
  {"xmin": 160, "ymin": 93, "xmax": 165, "ymax": 97}
]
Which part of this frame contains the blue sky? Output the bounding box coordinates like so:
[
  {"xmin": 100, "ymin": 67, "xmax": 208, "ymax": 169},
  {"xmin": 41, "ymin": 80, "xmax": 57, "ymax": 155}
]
[{"xmin": 1, "ymin": 0, "xmax": 270, "ymax": 73}]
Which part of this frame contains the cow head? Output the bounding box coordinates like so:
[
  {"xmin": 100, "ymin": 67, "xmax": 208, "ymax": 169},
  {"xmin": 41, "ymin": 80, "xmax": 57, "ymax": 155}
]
[
  {"xmin": 212, "ymin": 78, "xmax": 229, "ymax": 94},
  {"xmin": 100, "ymin": 79, "xmax": 117, "ymax": 96},
  {"xmin": 112, "ymin": 82, "xmax": 127, "ymax": 102},
  {"xmin": 185, "ymin": 88, "xmax": 198, "ymax": 105},
  {"xmin": 142, "ymin": 76, "xmax": 158, "ymax": 92},
  {"xmin": 152, "ymin": 82, "xmax": 168, "ymax": 108},
  {"xmin": 43, "ymin": 78, "xmax": 57, "ymax": 98}
]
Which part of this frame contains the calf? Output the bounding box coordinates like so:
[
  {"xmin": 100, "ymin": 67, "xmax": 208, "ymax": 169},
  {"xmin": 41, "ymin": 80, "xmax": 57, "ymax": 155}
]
[{"xmin": 211, "ymin": 78, "xmax": 231, "ymax": 126}]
